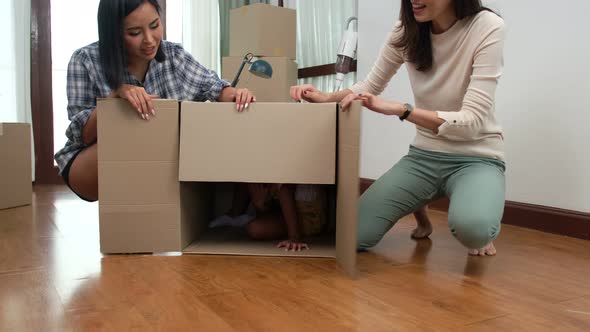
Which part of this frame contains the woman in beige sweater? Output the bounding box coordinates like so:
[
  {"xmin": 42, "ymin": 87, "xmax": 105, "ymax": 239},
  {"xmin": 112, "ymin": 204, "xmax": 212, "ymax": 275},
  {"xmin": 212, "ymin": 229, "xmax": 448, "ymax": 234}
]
[{"xmin": 291, "ymin": 0, "xmax": 505, "ymax": 256}]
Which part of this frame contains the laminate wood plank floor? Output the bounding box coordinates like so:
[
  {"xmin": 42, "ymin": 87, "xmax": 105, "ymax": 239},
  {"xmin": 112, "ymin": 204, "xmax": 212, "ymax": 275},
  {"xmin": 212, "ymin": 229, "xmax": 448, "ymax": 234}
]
[{"xmin": 0, "ymin": 185, "xmax": 589, "ymax": 331}]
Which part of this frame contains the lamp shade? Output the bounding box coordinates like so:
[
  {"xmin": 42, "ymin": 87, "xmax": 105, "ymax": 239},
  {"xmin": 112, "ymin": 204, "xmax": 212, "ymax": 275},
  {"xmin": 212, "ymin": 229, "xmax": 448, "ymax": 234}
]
[
  {"xmin": 249, "ymin": 59, "xmax": 273, "ymax": 79},
  {"xmin": 231, "ymin": 53, "xmax": 274, "ymax": 87}
]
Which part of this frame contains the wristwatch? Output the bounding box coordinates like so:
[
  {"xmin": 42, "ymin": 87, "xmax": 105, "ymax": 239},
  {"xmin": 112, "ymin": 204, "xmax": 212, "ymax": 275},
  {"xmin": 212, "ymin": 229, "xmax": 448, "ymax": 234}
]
[{"xmin": 399, "ymin": 103, "xmax": 414, "ymax": 121}]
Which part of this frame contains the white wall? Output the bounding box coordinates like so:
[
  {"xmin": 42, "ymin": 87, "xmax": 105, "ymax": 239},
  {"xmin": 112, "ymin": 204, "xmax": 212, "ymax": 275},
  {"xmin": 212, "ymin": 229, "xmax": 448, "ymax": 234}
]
[{"xmin": 357, "ymin": 0, "xmax": 590, "ymax": 212}]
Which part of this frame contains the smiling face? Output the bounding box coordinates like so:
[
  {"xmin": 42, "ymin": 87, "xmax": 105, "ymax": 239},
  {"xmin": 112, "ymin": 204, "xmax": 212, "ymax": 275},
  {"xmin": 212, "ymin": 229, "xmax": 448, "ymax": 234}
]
[
  {"xmin": 122, "ymin": 1, "xmax": 163, "ymax": 66},
  {"xmin": 410, "ymin": 0, "xmax": 454, "ymax": 23}
]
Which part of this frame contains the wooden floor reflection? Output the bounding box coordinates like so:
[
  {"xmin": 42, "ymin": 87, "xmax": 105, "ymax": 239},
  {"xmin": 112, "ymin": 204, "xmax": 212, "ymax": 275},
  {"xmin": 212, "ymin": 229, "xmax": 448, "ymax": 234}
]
[{"xmin": 1, "ymin": 185, "xmax": 589, "ymax": 331}]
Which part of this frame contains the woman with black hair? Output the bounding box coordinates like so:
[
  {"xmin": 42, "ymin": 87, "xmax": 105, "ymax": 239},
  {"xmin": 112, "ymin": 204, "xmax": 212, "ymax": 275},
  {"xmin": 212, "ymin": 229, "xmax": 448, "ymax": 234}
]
[
  {"xmin": 55, "ymin": 0, "xmax": 254, "ymax": 202},
  {"xmin": 291, "ymin": 0, "xmax": 506, "ymax": 256}
]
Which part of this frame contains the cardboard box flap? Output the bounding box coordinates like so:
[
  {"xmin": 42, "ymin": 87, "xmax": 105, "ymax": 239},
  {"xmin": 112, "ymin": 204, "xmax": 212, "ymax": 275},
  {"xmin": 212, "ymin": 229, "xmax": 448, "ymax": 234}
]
[
  {"xmin": 0, "ymin": 123, "xmax": 32, "ymax": 210},
  {"xmin": 179, "ymin": 102, "xmax": 337, "ymax": 184},
  {"xmin": 97, "ymin": 99, "xmax": 183, "ymax": 254},
  {"xmin": 180, "ymin": 182, "xmax": 211, "ymax": 248},
  {"xmin": 336, "ymin": 102, "xmax": 361, "ymax": 277},
  {"xmin": 97, "ymin": 99, "xmax": 179, "ymax": 162}
]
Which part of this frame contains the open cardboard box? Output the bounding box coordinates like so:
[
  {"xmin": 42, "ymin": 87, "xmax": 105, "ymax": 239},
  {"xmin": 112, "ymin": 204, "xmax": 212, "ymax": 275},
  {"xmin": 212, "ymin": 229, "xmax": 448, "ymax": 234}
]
[
  {"xmin": 97, "ymin": 99, "xmax": 360, "ymax": 276},
  {"xmin": 0, "ymin": 123, "xmax": 32, "ymax": 210}
]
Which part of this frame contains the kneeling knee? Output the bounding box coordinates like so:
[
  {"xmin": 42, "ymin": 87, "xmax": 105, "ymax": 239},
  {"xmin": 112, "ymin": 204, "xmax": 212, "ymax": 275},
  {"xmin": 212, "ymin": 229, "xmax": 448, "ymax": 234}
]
[
  {"xmin": 449, "ymin": 218, "xmax": 500, "ymax": 249},
  {"xmin": 246, "ymin": 222, "xmax": 266, "ymax": 240}
]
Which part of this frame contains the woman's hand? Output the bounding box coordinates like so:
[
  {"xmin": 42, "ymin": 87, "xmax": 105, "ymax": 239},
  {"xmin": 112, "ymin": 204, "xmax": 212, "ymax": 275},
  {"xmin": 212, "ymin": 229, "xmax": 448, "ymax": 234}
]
[
  {"xmin": 113, "ymin": 84, "xmax": 159, "ymax": 120},
  {"xmin": 234, "ymin": 88, "xmax": 256, "ymax": 112},
  {"xmin": 277, "ymin": 239, "xmax": 309, "ymax": 252},
  {"xmin": 340, "ymin": 91, "xmax": 403, "ymax": 115},
  {"xmin": 290, "ymin": 84, "xmax": 331, "ymax": 103},
  {"xmin": 219, "ymin": 87, "xmax": 256, "ymax": 112}
]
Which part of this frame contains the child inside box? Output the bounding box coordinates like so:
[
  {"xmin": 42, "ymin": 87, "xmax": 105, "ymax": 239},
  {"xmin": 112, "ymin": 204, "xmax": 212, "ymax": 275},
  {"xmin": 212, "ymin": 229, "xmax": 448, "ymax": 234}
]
[{"xmin": 211, "ymin": 184, "xmax": 328, "ymax": 252}]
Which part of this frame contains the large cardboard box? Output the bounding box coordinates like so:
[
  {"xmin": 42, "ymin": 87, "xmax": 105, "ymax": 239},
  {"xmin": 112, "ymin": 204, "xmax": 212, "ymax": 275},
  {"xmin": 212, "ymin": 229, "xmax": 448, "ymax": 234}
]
[
  {"xmin": 178, "ymin": 102, "xmax": 360, "ymax": 276},
  {"xmin": 230, "ymin": 4, "xmax": 296, "ymax": 59},
  {"xmin": 222, "ymin": 56, "xmax": 298, "ymax": 102},
  {"xmin": 97, "ymin": 100, "xmax": 361, "ymax": 276},
  {"xmin": 0, "ymin": 123, "xmax": 32, "ymax": 210}
]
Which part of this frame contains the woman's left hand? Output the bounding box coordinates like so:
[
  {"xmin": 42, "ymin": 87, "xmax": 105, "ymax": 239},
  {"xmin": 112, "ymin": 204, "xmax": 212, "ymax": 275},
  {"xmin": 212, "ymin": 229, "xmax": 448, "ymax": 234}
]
[
  {"xmin": 234, "ymin": 88, "xmax": 256, "ymax": 112},
  {"xmin": 340, "ymin": 92, "xmax": 403, "ymax": 116}
]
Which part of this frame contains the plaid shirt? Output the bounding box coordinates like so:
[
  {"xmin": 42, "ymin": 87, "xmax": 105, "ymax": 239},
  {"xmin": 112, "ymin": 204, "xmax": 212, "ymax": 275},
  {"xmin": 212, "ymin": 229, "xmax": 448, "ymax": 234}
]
[{"xmin": 55, "ymin": 40, "xmax": 230, "ymax": 174}]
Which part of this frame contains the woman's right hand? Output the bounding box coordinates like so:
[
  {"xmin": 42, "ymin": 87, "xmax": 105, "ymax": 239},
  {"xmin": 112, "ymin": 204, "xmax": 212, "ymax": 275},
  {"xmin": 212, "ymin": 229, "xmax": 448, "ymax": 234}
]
[
  {"xmin": 290, "ymin": 84, "xmax": 330, "ymax": 103},
  {"xmin": 113, "ymin": 84, "xmax": 159, "ymax": 120}
]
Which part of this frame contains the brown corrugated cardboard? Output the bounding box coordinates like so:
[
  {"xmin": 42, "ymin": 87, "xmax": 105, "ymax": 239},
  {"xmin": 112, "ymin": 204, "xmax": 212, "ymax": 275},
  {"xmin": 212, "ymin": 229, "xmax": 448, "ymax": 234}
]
[
  {"xmin": 178, "ymin": 102, "xmax": 361, "ymax": 275},
  {"xmin": 230, "ymin": 4, "xmax": 296, "ymax": 59},
  {"xmin": 0, "ymin": 123, "xmax": 32, "ymax": 210},
  {"xmin": 97, "ymin": 99, "xmax": 185, "ymax": 253},
  {"xmin": 222, "ymin": 56, "xmax": 298, "ymax": 102},
  {"xmin": 336, "ymin": 106, "xmax": 361, "ymax": 277},
  {"xmin": 179, "ymin": 102, "xmax": 336, "ymax": 184},
  {"xmin": 98, "ymin": 99, "xmax": 361, "ymax": 276}
]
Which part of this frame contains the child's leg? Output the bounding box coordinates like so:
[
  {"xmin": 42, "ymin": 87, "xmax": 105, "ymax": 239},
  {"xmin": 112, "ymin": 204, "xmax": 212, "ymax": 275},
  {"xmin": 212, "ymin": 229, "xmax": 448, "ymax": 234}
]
[
  {"xmin": 246, "ymin": 211, "xmax": 287, "ymax": 240},
  {"xmin": 245, "ymin": 183, "xmax": 286, "ymax": 240}
]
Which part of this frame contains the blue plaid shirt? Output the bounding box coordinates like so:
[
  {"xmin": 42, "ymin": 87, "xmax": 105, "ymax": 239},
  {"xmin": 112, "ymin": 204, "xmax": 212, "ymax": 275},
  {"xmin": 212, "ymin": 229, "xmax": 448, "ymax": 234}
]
[{"xmin": 55, "ymin": 40, "xmax": 230, "ymax": 174}]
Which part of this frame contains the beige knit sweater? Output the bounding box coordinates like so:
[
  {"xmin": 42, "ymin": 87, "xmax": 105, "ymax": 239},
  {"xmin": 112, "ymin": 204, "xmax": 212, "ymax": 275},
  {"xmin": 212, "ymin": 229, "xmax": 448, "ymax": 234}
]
[{"xmin": 351, "ymin": 11, "xmax": 505, "ymax": 161}]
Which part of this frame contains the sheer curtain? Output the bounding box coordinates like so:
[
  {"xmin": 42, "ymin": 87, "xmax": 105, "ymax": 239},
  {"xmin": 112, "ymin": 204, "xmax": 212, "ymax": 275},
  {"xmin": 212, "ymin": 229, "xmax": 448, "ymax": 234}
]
[
  {"xmin": 167, "ymin": 0, "xmax": 222, "ymax": 73},
  {"xmin": 1, "ymin": 0, "xmax": 32, "ymax": 124},
  {"xmin": 272, "ymin": 0, "xmax": 358, "ymax": 93},
  {"xmin": 2, "ymin": 0, "xmax": 33, "ymax": 178}
]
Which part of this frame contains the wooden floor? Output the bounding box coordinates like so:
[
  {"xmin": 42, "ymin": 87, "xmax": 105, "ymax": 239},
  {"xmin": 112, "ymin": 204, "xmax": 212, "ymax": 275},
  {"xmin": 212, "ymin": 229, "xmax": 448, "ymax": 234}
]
[{"xmin": 1, "ymin": 185, "xmax": 590, "ymax": 331}]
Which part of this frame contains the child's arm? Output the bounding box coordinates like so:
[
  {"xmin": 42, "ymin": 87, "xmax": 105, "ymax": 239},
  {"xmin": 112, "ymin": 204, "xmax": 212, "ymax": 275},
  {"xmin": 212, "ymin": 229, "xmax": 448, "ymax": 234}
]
[
  {"xmin": 276, "ymin": 184, "xmax": 309, "ymax": 251},
  {"xmin": 229, "ymin": 183, "xmax": 250, "ymax": 217}
]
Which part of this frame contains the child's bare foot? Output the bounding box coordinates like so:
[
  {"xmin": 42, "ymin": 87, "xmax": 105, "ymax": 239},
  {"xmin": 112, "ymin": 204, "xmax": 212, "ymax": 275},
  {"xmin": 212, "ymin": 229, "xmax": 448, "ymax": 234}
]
[
  {"xmin": 468, "ymin": 242, "xmax": 496, "ymax": 256},
  {"xmin": 411, "ymin": 208, "xmax": 433, "ymax": 239}
]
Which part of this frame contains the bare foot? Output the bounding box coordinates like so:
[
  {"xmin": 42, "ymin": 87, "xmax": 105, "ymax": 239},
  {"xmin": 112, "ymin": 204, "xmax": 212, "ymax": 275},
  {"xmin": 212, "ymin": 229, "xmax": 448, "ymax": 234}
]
[
  {"xmin": 411, "ymin": 208, "xmax": 433, "ymax": 239},
  {"xmin": 468, "ymin": 242, "xmax": 497, "ymax": 256}
]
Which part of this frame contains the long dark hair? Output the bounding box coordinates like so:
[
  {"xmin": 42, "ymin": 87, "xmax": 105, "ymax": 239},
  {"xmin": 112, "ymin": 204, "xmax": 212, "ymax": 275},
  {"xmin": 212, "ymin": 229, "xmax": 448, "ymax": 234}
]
[
  {"xmin": 98, "ymin": 0, "xmax": 165, "ymax": 89},
  {"xmin": 393, "ymin": 0, "xmax": 494, "ymax": 71}
]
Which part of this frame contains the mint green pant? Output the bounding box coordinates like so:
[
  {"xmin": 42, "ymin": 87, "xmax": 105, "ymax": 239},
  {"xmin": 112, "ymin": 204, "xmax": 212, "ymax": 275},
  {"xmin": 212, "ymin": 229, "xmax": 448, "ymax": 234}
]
[{"xmin": 358, "ymin": 146, "xmax": 506, "ymax": 250}]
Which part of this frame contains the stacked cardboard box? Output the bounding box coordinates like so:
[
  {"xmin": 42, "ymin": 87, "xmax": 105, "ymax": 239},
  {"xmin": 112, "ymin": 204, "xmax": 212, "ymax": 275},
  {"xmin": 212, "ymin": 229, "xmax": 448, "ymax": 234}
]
[
  {"xmin": 222, "ymin": 4, "xmax": 297, "ymax": 102},
  {"xmin": 0, "ymin": 123, "xmax": 32, "ymax": 210}
]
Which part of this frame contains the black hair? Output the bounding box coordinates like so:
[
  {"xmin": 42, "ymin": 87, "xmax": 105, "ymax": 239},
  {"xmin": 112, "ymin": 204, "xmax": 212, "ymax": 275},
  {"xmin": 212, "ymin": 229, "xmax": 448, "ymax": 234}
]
[
  {"xmin": 394, "ymin": 0, "xmax": 497, "ymax": 71},
  {"xmin": 97, "ymin": 0, "xmax": 165, "ymax": 89}
]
